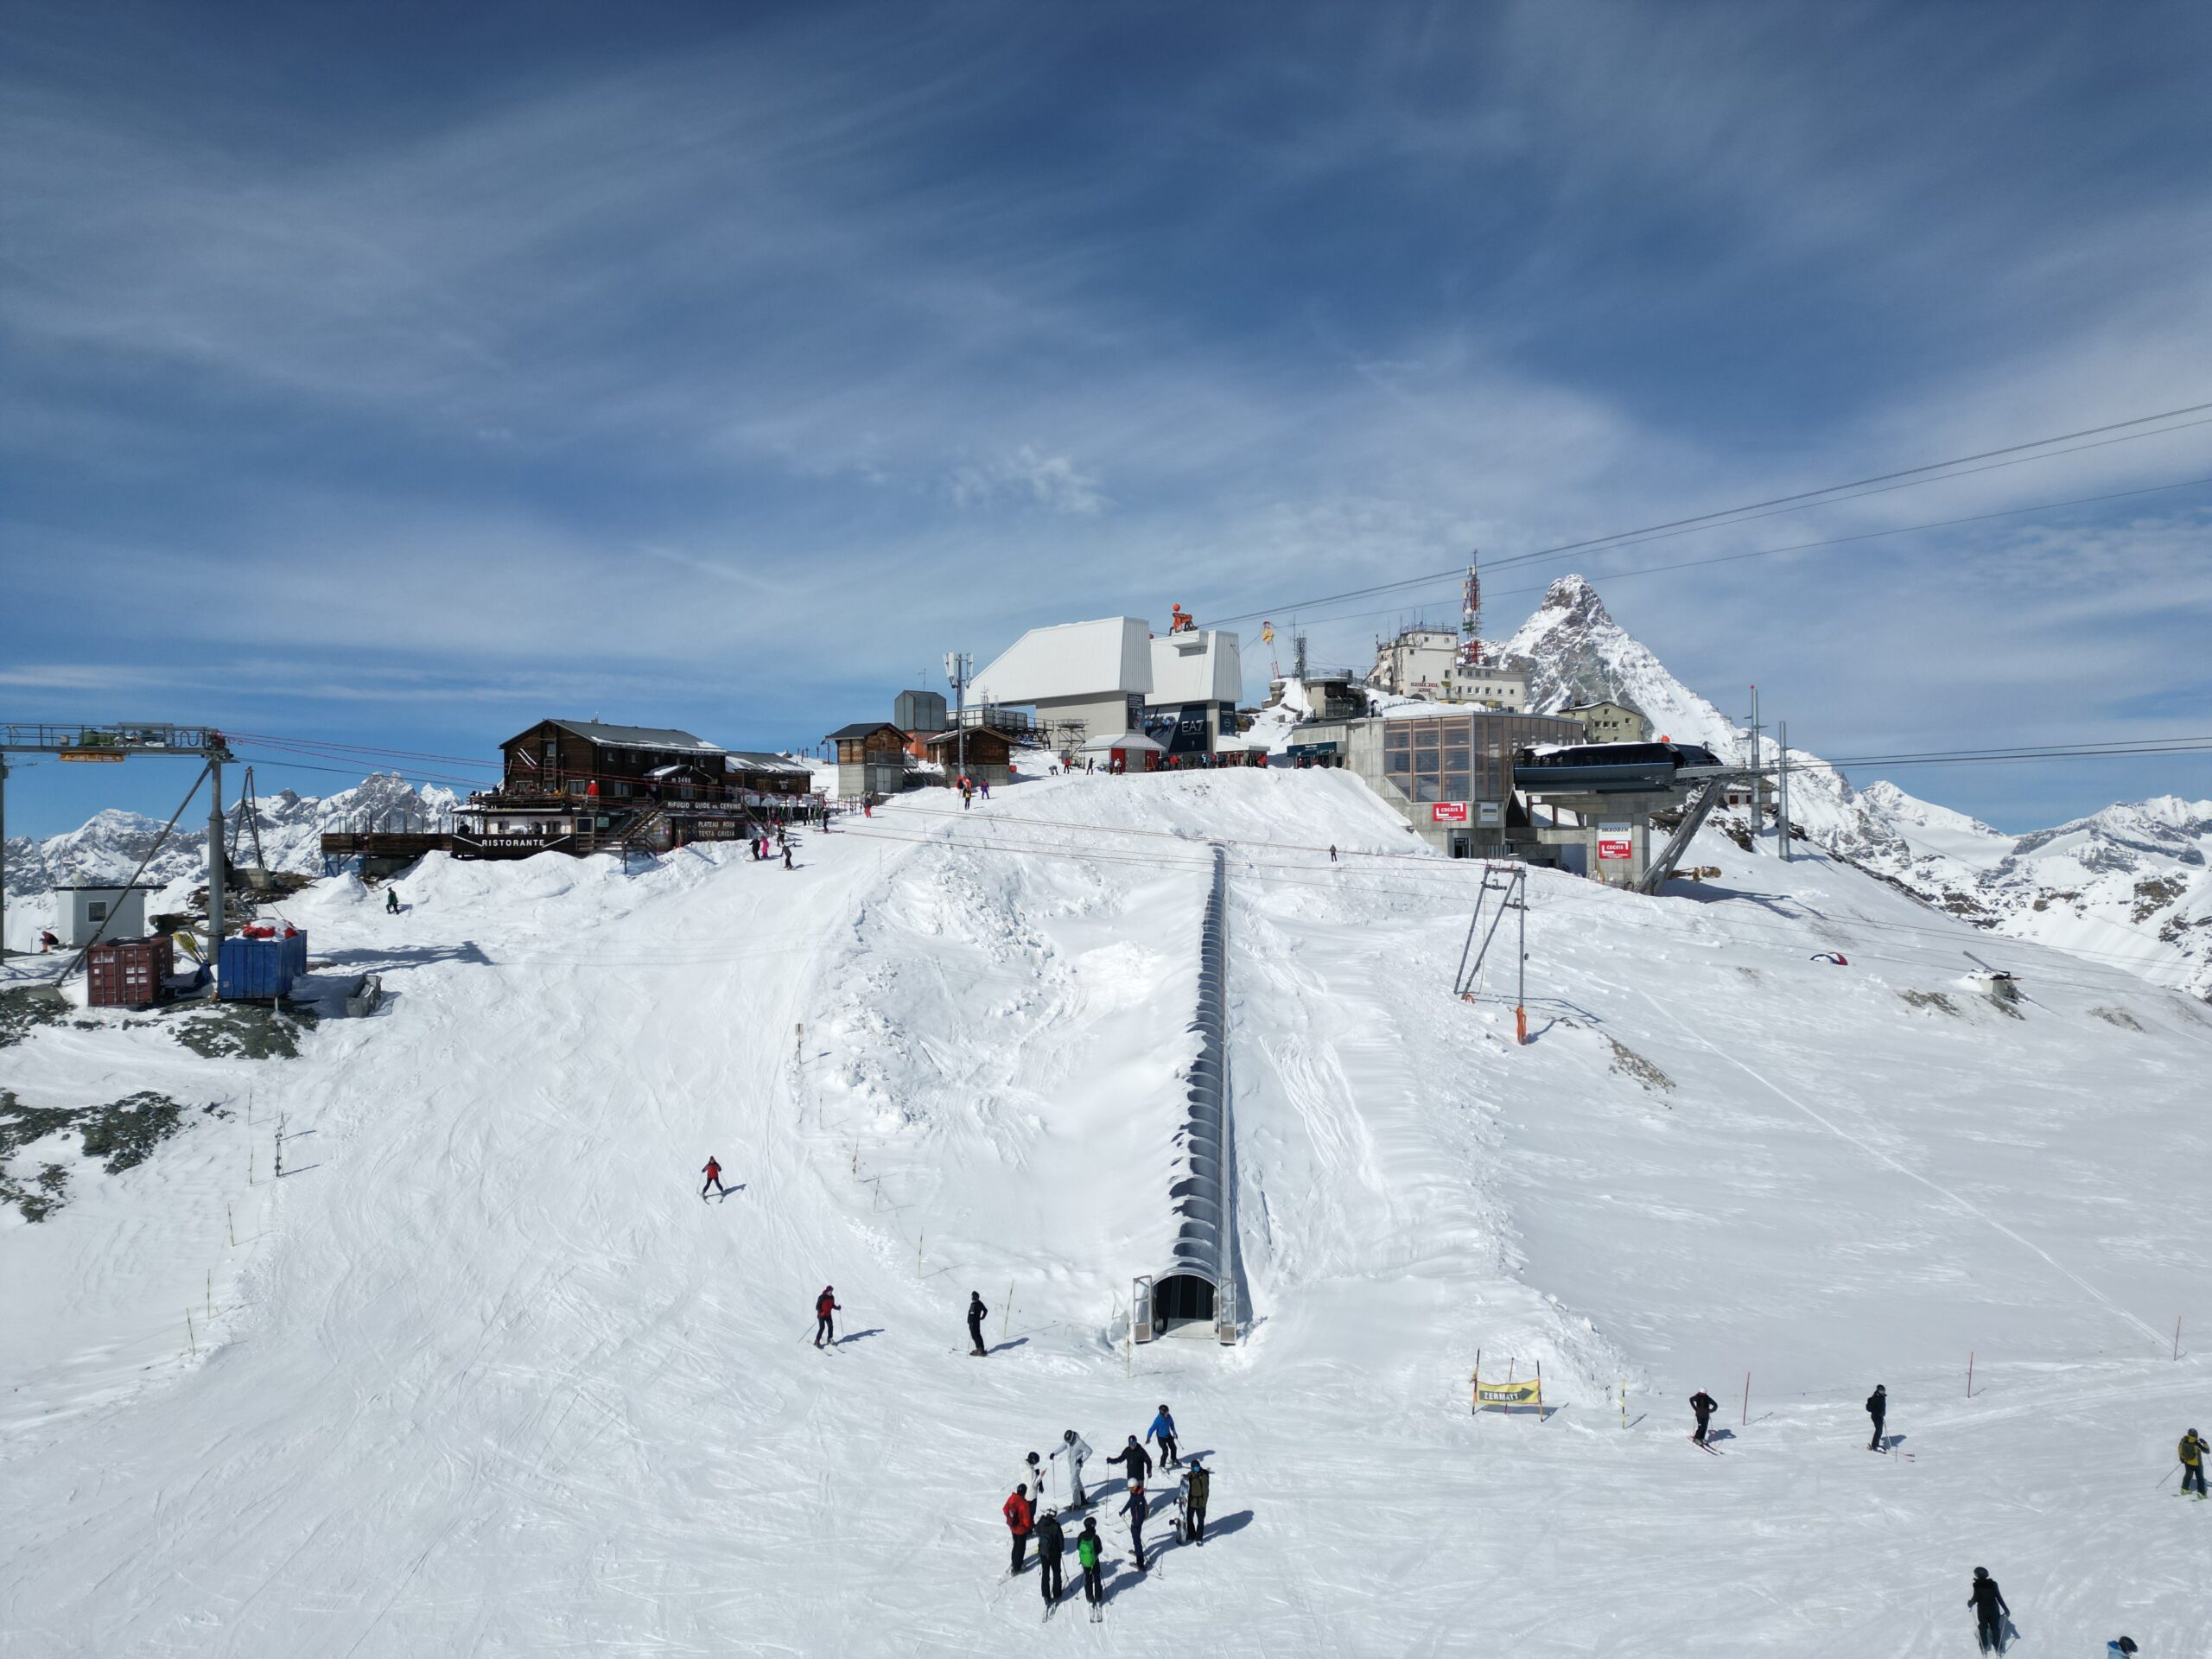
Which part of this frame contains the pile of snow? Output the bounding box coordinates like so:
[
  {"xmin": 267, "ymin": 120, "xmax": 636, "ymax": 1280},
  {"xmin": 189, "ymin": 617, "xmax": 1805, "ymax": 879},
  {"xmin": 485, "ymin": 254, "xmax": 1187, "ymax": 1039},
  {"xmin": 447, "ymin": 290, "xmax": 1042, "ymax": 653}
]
[{"xmin": 5, "ymin": 768, "xmax": 2210, "ymax": 1654}]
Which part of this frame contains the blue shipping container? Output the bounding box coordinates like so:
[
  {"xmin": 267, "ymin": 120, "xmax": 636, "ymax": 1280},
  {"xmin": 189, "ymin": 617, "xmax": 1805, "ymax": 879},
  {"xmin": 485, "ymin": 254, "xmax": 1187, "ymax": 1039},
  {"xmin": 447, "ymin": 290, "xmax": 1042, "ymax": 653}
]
[{"xmin": 218, "ymin": 931, "xmax": 308, "ymax": 1001}]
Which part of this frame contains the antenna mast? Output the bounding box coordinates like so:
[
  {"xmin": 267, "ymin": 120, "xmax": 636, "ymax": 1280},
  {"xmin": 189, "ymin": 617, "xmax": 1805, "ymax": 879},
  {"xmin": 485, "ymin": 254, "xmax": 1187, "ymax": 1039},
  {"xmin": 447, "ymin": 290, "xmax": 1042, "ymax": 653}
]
[{"xmin": 1459, "ymin": 552, "xmax": 1483, "ymax": 668}]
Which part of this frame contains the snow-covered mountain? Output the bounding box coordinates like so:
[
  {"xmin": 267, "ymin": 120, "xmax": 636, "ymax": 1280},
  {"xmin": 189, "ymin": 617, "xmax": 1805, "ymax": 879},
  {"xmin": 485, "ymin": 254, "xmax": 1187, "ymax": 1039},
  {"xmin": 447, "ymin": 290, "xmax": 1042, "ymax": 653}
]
[
  {"xmin": 1490, "ymin": 574, "xmax": 2212, "ymax": 1000},
  {"xmin": 3, "ymin": 774, "xmax": 454, "ymax": 949}
]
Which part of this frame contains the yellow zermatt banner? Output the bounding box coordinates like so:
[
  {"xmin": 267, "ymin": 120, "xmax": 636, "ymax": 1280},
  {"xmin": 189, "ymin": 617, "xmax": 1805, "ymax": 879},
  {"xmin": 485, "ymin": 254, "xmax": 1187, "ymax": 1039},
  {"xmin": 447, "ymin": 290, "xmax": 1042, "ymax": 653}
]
[{"xmin": 1474, "ymin": 1377, "xmax": 1542, "ymax": 1409}]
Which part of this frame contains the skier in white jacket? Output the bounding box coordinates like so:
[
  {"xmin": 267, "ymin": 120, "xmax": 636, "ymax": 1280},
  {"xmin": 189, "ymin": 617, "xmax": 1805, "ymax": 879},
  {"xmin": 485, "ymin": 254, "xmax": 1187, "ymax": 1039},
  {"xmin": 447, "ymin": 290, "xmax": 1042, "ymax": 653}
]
[
  {"xmin": 1023, "ymin": 1451, "xmax": 1050, "ymax": 1514},
  {"xmin": 1052, "ymin": 1430, "xmax": 1094, "ymax": 1509}
]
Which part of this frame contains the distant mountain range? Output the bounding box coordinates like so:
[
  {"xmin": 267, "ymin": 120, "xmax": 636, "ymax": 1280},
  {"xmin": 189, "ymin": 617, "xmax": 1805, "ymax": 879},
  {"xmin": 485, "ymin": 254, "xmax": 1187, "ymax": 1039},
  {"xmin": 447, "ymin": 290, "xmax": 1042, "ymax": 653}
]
[{"xmin": 3, "ymin": 774, "xmax": 454, "ymax": 950}]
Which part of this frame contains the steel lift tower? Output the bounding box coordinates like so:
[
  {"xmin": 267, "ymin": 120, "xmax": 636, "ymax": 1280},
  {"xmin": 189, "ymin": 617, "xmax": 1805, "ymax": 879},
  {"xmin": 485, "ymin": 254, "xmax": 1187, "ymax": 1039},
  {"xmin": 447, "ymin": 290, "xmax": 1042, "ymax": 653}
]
[{"xmin": 0, "ymin": 723, "xmax": 235, "ymax": 980}]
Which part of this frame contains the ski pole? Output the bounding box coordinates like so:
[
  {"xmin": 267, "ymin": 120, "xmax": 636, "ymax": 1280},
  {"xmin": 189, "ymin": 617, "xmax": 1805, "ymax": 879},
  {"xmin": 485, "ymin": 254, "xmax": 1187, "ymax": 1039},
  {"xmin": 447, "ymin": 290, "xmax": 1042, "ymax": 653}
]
[{"xmin": 2156, "ymin": 1464, "xmax": 2179, "ymax": 1491}]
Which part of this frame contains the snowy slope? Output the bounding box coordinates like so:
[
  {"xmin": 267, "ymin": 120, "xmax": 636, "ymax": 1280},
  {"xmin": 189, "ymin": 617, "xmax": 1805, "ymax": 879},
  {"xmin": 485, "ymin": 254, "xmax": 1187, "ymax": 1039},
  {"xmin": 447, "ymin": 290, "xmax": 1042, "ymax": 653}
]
[{"xmin": 5, "ymin": 769, "xmax": 2210, "ymax": 1656}]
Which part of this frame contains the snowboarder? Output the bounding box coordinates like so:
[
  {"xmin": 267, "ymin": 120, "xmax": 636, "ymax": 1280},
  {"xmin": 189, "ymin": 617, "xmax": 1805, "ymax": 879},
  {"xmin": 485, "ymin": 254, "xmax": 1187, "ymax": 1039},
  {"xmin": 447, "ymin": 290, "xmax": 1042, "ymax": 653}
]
[
  {"xmin": 967, "ymin": 1291, "xmax": 989, "ymax": 1356},
  {"xmin": 2181, "ymin": 1427, "xmax": 2208, "ymax": 1497},
  {"xmin": 813, "ymin": 1286, "xmax": 840, "ymax": 1348},
  {"xmin": 1106, "ymin": 1434, "xmax": 1152, "ymax": 1486},
  {"xmin": 1329, "ymin": 844, "xmax": 1338, "ymax": 863},
  {"xmin": 37, "ymin": 928, "xmax": 60, "ymax": 952},
  {"xmin": 1689, "ymin": 1389, "xmax": 1719, "ymax": 1445},
  {"xmin": 1002, "ymin": 1484, "xmax": 1033, "ymax": 1575},
  {"xmin": 1034, "ymin": 1505, "xmax": 1065, "ymax": 1606},
  {"xmin": 1968, "ymin": 1567, "xmax": 2010, "ymax": 1653},
  {"xmin": 1866, "ymin": 1383, "xmax": 1887, "ymax": 1451},
  {"xmin": 1023, "ymin": 1450, "xmax": 1048, "ymax": 1512},
  {"xmin": 1147, "ymin": 1403, "xmax": 1179, "ymax": 1469},
  {"xmin": 1052, "ymin": 1429, "xmax": 1094, "ymax": 1508},
  {"xmin": 385, "ymin": 887, "xmax": 400, "ymax": 914},
  {"xmin": 1077, "ymin": 1516, "xmax": 1103, "ymax": 1613},
  {"xmin": 700, "ymin": 1156, "xmax": 727, "ymax": 1199},
  {"xmin": 783, "ymin": 844, "xmax": 793, "ymax": 871},
  {"xmin": 1118, "ymin": 1478, "xmax": 1147, "ymax": 1572},
  {"xmin": 1185, "ymin": 1459, "xmax": 1211, "ymax": 1543}
]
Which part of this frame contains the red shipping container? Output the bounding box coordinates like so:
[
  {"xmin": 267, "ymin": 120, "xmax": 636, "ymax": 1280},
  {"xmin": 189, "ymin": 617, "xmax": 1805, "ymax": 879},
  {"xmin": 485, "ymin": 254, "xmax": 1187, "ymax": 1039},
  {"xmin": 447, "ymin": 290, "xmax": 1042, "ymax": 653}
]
[{"xmin": 86, "ymin": 934, "xmax": 175, "ymax": 1008}]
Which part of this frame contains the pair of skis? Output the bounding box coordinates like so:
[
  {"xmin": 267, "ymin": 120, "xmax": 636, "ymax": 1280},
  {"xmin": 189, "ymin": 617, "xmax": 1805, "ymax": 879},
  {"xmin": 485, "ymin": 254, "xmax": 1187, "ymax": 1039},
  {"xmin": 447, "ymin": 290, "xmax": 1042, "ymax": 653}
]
[{"xmin": 1690, "ymin": 1435, "xmax": 1724, "ymax": 1455}]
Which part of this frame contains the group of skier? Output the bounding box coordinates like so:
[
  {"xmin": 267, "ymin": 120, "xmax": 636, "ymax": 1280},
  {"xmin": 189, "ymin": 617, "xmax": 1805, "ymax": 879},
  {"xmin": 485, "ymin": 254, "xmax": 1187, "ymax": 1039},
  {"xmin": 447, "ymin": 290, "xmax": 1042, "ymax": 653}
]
[
  {"xmin": 999, "ymin": 1405, "xmax": 1211, "ymax": 1621},
  {"xmin": 1682, "ymin": 1380, "xmax": 2197, "ymax": 1651}
]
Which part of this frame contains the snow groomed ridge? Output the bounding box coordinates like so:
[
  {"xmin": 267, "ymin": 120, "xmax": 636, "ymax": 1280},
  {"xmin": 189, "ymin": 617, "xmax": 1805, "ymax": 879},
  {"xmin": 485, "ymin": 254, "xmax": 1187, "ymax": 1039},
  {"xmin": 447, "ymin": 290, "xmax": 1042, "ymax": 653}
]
[{"xmin": 1141, "ymin": 842, "xmax": 1240, "ymax": 1343}]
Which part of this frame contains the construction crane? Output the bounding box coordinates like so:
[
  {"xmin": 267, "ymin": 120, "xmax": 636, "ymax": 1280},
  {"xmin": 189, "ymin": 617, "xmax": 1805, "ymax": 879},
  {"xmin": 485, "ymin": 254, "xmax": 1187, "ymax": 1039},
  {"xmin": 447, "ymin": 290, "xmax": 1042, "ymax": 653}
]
[{"xmin": 0, "ymin": 722, "xmax": 236, "ymax": 980}]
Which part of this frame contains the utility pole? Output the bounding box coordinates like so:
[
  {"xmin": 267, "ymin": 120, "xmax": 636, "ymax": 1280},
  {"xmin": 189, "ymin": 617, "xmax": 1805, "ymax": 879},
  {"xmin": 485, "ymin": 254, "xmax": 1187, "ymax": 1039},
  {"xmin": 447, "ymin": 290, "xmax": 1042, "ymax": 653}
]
[
  {"xmin": 944, "ymin": 652, "xmax": 972, "ymax": 789},
  {"xmin": 1777, "ymin": 719, "xmax": 1792, "ymax": 862},
  {"xmin": 207, "ymin": 753, "xmax": 226, "ymax": 966},
  {"xmin": 0, "ymin": 754, "xmax": 10, "ymax": 958},
  {"xmin": 1747, "ymin": 685, "xmax": 1762, "ymax": 846}
]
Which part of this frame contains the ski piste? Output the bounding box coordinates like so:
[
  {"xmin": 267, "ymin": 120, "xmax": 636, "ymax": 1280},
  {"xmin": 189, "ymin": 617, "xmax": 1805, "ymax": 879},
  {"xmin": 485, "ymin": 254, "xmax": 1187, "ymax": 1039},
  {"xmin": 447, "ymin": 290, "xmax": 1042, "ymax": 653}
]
[{"xmin": 15, "ymin": 715, "xmax": 2212, "ymax": 1652}]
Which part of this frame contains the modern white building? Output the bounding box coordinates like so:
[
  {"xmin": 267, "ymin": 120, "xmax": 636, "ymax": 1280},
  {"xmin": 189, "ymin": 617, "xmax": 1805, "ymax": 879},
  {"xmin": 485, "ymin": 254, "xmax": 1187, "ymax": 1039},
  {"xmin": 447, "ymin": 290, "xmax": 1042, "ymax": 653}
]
[
  {"xmin": 1146, "ymin": 627, "xmax": 1243, "ymax": 754},
  {"xmin": 1370, "ymin": 628, "xmax": 1459, "ymax": 698},
  {"xmin": 1451, "ymin": 661, "xmax": 1529, "ymax": 710},
  {"xmin": 1370, "ymin": 627, "xmax": 1527, "ymax": 708},
  {"xmin": 970, "ymin": 617, "xmax": 1154, "ymax": 745}
]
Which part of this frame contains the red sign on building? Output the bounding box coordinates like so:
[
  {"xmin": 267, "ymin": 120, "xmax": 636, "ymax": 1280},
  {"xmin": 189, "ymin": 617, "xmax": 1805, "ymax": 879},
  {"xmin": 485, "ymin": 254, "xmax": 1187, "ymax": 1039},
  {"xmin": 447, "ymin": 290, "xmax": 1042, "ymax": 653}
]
[{"xmin": 1432, "ymin": 802, "xmax": 1470, "ymax": 823}]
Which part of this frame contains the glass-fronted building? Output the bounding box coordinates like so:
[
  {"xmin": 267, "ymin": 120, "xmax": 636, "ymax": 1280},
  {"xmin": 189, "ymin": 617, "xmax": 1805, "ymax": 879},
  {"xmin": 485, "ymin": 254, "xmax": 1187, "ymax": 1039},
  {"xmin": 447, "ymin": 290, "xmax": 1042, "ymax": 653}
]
[{"xmin": 1302, "ymin": 709, "xmax": 1586, "ymax": 856}]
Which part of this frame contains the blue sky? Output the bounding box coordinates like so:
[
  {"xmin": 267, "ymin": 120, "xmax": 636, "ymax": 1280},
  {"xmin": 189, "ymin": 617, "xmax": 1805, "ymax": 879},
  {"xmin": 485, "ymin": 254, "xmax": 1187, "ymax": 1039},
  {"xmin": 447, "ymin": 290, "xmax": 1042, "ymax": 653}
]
[{"xmin": 4, "ymin": 0, "xmax": 2209, "ymax": 836}]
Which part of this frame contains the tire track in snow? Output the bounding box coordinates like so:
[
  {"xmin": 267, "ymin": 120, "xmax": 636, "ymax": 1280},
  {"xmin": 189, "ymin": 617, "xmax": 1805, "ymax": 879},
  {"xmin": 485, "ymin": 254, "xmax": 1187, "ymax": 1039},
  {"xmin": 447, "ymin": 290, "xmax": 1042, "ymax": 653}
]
[{"xmin": 1649, "ymin": 993, "xmax": 2170, "ymax": 1353}]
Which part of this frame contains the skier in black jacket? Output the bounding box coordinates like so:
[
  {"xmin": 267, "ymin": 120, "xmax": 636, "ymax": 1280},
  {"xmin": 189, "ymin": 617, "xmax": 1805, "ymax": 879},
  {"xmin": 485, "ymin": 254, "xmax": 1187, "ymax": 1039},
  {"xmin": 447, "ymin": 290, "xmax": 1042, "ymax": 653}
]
[
  {"xmin": 1689, "ymin": 1389, "xmax": 1719, "ymax": 1445},
  {"xmin": 1106, "ymin": 1435, "xmax": 1152, "ymax": 1485},
  {"xmin": 966, "ymin": 1292, "xmax": 988, "ymax": 1356},
  {"xmin": 1033, "ymin": 1508, "xmax": 1065, "ymax": 1605},
  {"xmin": 1866, "ymin": 1384, "xmax": 1887, "ymax": 1452},
  {"xmin": 1118, "ymin": 1479, "xmax": 1148, "ymax": 1572},
  {"xmin": 1968, "ymin": 1567, "xmax": 2010, "ymax": 1652}
]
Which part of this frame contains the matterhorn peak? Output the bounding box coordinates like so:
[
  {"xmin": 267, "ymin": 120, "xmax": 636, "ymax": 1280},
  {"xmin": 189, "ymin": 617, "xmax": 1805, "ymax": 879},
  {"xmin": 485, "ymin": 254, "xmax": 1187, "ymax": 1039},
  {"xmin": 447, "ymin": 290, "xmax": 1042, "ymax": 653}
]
[{"xmin": 1536, "ymin": 572, "xmax": 1612, "ymax": 626}]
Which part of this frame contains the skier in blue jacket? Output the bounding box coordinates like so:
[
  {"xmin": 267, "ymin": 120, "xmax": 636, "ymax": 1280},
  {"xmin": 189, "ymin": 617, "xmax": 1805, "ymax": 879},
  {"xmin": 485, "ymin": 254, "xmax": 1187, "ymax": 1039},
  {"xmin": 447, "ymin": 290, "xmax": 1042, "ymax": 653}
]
[{"xmin": 1146, "ymin": 1404, "xmax": 1179, "ymax": 1469}]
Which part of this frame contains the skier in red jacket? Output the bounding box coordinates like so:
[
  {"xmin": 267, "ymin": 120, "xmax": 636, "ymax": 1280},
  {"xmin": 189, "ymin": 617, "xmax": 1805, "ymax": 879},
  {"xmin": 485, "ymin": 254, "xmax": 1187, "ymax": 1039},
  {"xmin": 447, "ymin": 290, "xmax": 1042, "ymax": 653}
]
[
  {"xmin": 814, "ymin": 1287, "xmax": 840, "ymax": 1348},
  {"xmin": 1002, "ymin": 1484, "xmax": 1034, "ymax": 1574},
  {"xmin": 700, "ymin": 1157, "xmax": 727, "ymax": 1200}
]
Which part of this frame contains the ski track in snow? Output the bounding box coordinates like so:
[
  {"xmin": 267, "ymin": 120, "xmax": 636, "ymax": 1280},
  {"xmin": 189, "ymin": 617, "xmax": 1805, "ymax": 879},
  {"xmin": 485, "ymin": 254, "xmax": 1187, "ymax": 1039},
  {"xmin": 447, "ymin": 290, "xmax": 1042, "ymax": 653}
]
[{"xmin": 3, "ymin": 769, "xmax": 2211, "ymax": 1656}]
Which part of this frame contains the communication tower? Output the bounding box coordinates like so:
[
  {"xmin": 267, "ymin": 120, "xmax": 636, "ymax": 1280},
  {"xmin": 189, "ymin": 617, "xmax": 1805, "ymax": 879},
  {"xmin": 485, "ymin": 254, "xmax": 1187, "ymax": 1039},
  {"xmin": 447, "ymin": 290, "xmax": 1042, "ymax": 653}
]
[{"xmin": 1458, "ymin": 553, "xmax": 1483, "ymax": 668}]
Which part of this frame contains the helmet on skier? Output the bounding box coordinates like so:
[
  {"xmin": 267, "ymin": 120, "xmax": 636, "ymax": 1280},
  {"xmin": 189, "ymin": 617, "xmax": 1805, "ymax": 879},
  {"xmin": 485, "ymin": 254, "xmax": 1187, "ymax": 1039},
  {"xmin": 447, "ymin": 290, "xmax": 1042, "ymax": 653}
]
[
  {"xmin": 1973, "ymin": 1567, "xmax": 1988, "ymax": 1580},
  {"xmin": 1159, "ymin": 1403, "xmax": 1169, "ymax": 1413},
  {"xmin": 2113, "ymin": 1640, "xmax": 2137, "ymax": 1655},
  {"xmin": 1064, "ymin": 1429, "xmax": 1077, "ymax": 1443}
]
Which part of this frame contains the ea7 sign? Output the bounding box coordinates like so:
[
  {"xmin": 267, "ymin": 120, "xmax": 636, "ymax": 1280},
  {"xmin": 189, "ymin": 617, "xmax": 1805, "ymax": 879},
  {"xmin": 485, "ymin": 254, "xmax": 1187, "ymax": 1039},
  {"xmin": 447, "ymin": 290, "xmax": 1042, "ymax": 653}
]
[
  {"xmin": 1597, "ymin": 822, "xmax": 1633, "ymax": 861},
  {"xmin": 1431, "ymin": 802, "xmax": 1469, "ymax": 823}
]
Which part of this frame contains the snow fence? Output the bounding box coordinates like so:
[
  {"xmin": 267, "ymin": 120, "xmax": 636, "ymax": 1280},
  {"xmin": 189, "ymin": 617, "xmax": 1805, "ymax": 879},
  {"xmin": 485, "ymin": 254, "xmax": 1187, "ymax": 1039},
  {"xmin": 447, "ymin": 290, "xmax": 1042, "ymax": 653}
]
[{"xmin": 1141, "ymin": 843, "xmax": 1239, "ymax": 1344}]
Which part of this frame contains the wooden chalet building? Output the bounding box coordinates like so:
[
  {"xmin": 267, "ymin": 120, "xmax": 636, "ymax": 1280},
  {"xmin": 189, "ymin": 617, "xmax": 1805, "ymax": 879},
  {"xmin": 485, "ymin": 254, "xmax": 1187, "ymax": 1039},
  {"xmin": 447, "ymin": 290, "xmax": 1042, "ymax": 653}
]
[
  {"xmin": 828, "ymin": 721, "xmax": 912, "ymax": 800},
  {"xmin": 921, "ymin": 726, "xmax": 1017, "ymax": 788},
  {"xmin": 323, "ymin": 718, "xmax": 819, "ymax": 867}
]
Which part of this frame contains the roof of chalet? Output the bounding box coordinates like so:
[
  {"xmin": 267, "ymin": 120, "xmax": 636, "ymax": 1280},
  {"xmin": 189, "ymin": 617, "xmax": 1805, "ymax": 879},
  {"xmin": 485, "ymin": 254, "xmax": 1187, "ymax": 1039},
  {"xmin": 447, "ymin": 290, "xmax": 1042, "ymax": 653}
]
[
  {"xmin": 826, "ymin": 721, "xmax": 906, "ymax": 741},
  {"xmin": 507, "ymin": 719, "xmax": 724, "ymax": 753},
  {"xmin": 723, "ymin": 750, "xmax": 813, "ymax": 775},
  {"xmin": 921, "ymin": 723, "xmax": 1025, "ymax": 744}
]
